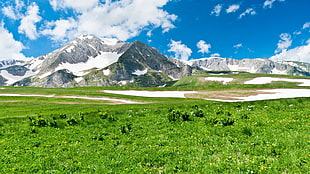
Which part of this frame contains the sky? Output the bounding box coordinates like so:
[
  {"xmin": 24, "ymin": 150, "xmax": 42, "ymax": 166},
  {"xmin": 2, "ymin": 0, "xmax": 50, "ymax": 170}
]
[{"xmin": 0, "ymin": 0, "xmax": 309, "ymax": 63}]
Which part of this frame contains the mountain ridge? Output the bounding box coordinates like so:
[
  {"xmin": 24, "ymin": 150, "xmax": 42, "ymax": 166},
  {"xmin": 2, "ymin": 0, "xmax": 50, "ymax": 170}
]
[{"xmin": 0, "ymin": 34, "xmax": 309, "ymax": 88}]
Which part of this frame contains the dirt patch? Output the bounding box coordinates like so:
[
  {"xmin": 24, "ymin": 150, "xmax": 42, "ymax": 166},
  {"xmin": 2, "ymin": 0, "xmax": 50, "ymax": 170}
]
[{"xmin": 0, "ymin": 100, "xmax": 22, "ymax": 103}]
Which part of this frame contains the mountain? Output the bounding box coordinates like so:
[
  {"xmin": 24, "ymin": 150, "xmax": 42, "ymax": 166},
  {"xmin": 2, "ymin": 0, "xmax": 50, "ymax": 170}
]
[
  {"xmin": 7, "ymin": 34, "xmax": 191, "ymax": 87},
  {"xmin": 0, "ymin": 34, "xmax": 309, "ymax": 88},
  {"xmin": 188, "ymin": 57, "xmax": 310, "ymax": 76}
]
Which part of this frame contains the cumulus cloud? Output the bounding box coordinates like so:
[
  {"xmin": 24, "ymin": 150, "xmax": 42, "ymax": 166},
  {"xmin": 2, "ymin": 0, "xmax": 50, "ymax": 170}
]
[
  {"xmin": 211, "ymin": 4, "xmax": 223, "ymax": 16},
  {"xmin": 168, "ymin": 40, "xmax": 192, "ymax": 61},
  {"xmin": 2, "ymin": 6, "xmax": 19, "ymax": 20},
  {"xmin": 18, "ymin": 3, "xmax": 42, "ymax": 40},
  {"xmin": 42, "ymin": 0, "xmax": 177, "ymax": 40},
  {"xmin": 270, "ymin": 41, "xmax": 310, "ymax": 63},
  {"xmin": 1, "ymin": 0, "xmax": 25, "ymax": 20},
  {"xmin": 41, "ymin": 18, "xmax": 78, "ymax": 43},
  {"xmin": 0, "ymin": 23, "xmax": 26, "ymax": 60},
  {"xmin": 197, "ymin": 40, "xmax": 211, "ymax": 54},
  {"xmin": 263, "ymin": 0, "xmax": 285, "ymax": 9},
  {"xmin": 274, "ymin": 33, "xmax": 292, "ymax": 53},
  {"xmin": 239, "ymin": 8, "xmax": 256, "ymax": 19},
  {"xmin": 49, "ymin": 0, "xmax": 99, "ymax": 12},
  {"xmin": 226, "ymin": 4, "xmax": 240, "ymax": 13},
  {"xmin": 43, "ymin": 0, "xmax": 177, "ymax": 42}
]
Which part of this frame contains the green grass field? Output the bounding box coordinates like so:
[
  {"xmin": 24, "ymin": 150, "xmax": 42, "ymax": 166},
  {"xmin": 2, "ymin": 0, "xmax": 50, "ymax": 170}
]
[{"xmin": 0, "ymin": 73, "xmax": 309, "ymax": 173}]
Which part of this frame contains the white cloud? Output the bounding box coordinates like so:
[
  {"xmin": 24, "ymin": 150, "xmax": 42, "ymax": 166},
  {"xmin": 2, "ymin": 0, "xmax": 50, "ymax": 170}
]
[
  {"xmin": 303, "ymin": 22, "xmax": 310, "ymax": 29},
  {"xmin": 49, "ymin": 0, "xmax": 99, "ymax": 12},
  {"xmin": 18, "ymin": 3, "xmax": 42, "ymax": 40},
  {"xmin": 2, "ymin": 6, "xmax": 19, "ymax": 20},
  {"xmin": 293, "ymin": 31, "xmax": 302, "ymax": 35},
  {"xmin": 211, "ymin": 4, "xmax": 223, "ymax": 16},
  {"xmin": 275, "ymin": 33, "xmax": 292, "ymax": 53},
  {"xmin": 41, "ymin": 18, "xmax": 78, "ymax": 43},
  {"xmin": 270, "ymin": 41, "xmax": 310, "ymax": 63},
  {"xmin": 43, "ymin": 0, "xmax": 177, "ymax": 41},
  {"xmin": 168, "ymin": 40, "xmax": 192, "ymax": 61},
  {"xmin": 1, "ymin": 0, "xmax": 25, "ymax": 20},
  {"xmin": 233, "ymin": 43, "xmax": 243, "ymax": 48},
  {"xmin": 226, "ymin": 4, "xmax": 240, "ymax": 13},
  {"xmin": 239, "ymin": 8, "xmax": 256, "ymax": 19},
  {"xmin": 263, "ymin": 0, "xmax": 285, "ymax": 8},
  {"xmin": 197, "ymin": 40, "xmax": 211, "ymax": 54},
  {"xmin": 211, "ymin": 53, "xmax": 221, "ymax": 57},
  {"xmin": 0, "ymin": 23, "xmax": 26, "ymax": 60}
]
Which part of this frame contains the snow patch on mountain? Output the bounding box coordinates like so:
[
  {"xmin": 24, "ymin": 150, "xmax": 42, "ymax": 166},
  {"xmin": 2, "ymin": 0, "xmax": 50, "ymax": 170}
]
[
  {"xmin": 101, "ymin": 38, "xmax": 120, "ymax": 45},
  {"xmin": 0, "ymin": 70, "xmax": 35, "ymax": 85},
  {"xmin": 55, "ymin": 52, "xmax": 122, "ymax": 76},
  {"xmin": 132, "ymin": 69, "xmax": 148, "ymax": 76},
  {"xmin": 74, "ymin": 77, "xmax": 84, "ymax": 83},
  {"xmin": 103, "ymin": 69, "xmax": 111, "ymax": 76},
  {"xmin": 271, "ymin": 68, "xmax": 287, "ymax": 75},
  {"xmin": 66, "ymin": 45, "xmax": 76, "ymax": 53}
]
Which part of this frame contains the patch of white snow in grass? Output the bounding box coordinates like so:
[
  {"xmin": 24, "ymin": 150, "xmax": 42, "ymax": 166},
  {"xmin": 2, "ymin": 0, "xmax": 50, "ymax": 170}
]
[
  {"xmin": 205, "ymin": 77, "xmax": 234, "ymax": 85},
  {"xmin": 235, "ymin": 89, "xmax": 310, "ymax": 101},
  {"xmin": 207, "ymin": 89, "xmax": 310, "ymax": 102},
  {"xmin": 244, "ymin": 77, "xmax": 310, "ymax": 86},
  {"xmin": 103, "ymin": 90, "xmax": 197, "ymax": 98}
]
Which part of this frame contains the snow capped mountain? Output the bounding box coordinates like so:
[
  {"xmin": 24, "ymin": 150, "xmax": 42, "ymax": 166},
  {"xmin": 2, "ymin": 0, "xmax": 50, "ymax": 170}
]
[
  {"xmin": 188, "ymin": 57, "xmax": 310, "ymax": 76},
  {"xmin": 6, "ymin": 34, "xmax": 190, "ymax": 87},
  {"xmin": 0, "ymin": 34, "xmax": 309, "ymax": 88}
]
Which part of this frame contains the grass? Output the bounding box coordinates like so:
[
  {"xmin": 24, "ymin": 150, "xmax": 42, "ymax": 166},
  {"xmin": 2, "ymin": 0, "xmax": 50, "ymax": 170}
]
[
  {"xmin": 0, "ymin": 97, "xmax": 309, "ymax": 173},
  {"xmin": 0, "ymin": 73, "xmax": 309, "ymax": 173},
  {"xmin": 172, "ymin": 73, "xmax": 310, "ymax": 90}
]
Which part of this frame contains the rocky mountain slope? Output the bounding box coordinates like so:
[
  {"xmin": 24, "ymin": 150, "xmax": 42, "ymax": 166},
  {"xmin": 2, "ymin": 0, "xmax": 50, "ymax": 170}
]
[
  {"xmin": 188, "ymin": 57, "xmax": 310, "ymax": 76},
  {"xmin": 0, "ymin": 34, "xmax": 309, "ymax": 88},
  {"xmin": 2, "ymin": 35, "xmax": 191, "ymax": 87}
]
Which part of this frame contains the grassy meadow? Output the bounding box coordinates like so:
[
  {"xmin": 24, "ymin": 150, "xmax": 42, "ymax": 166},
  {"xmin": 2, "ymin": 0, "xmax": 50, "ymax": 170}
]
[{"xmin": 0, "ymin": 73, "xmax": 309, "ymax": 173}]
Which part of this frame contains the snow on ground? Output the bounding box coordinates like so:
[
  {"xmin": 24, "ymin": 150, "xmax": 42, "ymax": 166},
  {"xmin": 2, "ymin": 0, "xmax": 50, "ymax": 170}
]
[
  {"xmin": 66, "ymin": 45, "xmax": 76, "ymax": 53},
  {"xmin": 0, "ymin": 94, "xmax": 142, "ymax": 104},
  {"xmin": 0, "ymin": 70, "xmax": 36, "ymax": 85},
  {"xmin": 55, "ymin": 52, "xmax": 122, "ymax": 76},
  {"xmin": 244, "ymin": 77, "xmax": 310, "ymax": 86},
  {"xmin": 217, "ymin": 89, "xmax": 310, "ymax": 102},
  {"xmin": 74, "ymin": 77, "xmax": 84, "ymax": 83},
  {"xmin": 103, "ymin": 69, "xmax": 111, "ymax": 76},
  {"xmin": 132, "ymin": 69, "xmax": 148, "ymax": 76},
  {"xmin": 205, "ymin": 77, "xmax": 234, "ymax": 85},
  {"xmin": 103, "ymin": 90, "xmax": 197, "ymax": 98},
  {"xmin": 104, "ymin": 88, "xmax": 310, "ymax": 102},
  {"xmin": 101, "ymin": 38, "xmax": 120, "ymax": 45}
]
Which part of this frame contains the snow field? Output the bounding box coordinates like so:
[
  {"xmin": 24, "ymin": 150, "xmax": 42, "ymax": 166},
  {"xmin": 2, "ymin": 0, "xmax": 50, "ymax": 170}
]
[{"xmin": 244, "ymin": 77, "xmax": 310, "ymax": 86}]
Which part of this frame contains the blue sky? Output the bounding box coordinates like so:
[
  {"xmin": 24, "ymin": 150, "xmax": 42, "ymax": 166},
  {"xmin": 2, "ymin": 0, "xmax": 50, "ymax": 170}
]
[{"xmin": 0, "ymin": 0, "xmax": 309, "ymax": 63}]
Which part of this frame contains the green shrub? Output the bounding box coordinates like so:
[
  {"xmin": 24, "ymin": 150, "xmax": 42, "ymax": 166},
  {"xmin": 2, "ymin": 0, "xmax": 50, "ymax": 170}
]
[{"xmin": 168, "ymin": 109, "xmax": 191, "ymax": 121}]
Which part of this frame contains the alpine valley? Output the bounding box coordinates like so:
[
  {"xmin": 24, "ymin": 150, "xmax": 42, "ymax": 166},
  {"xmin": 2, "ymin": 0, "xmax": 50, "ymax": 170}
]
[{"xmin": 0, "ymin": 34, "xmax": 309, "ymax": 88}]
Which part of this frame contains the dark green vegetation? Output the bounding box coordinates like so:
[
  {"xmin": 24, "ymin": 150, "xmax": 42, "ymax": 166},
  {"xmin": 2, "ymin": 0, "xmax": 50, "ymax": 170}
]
[{"xmin": 0, "ymin": 73, "xmax": 309, "ymax": 173}]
